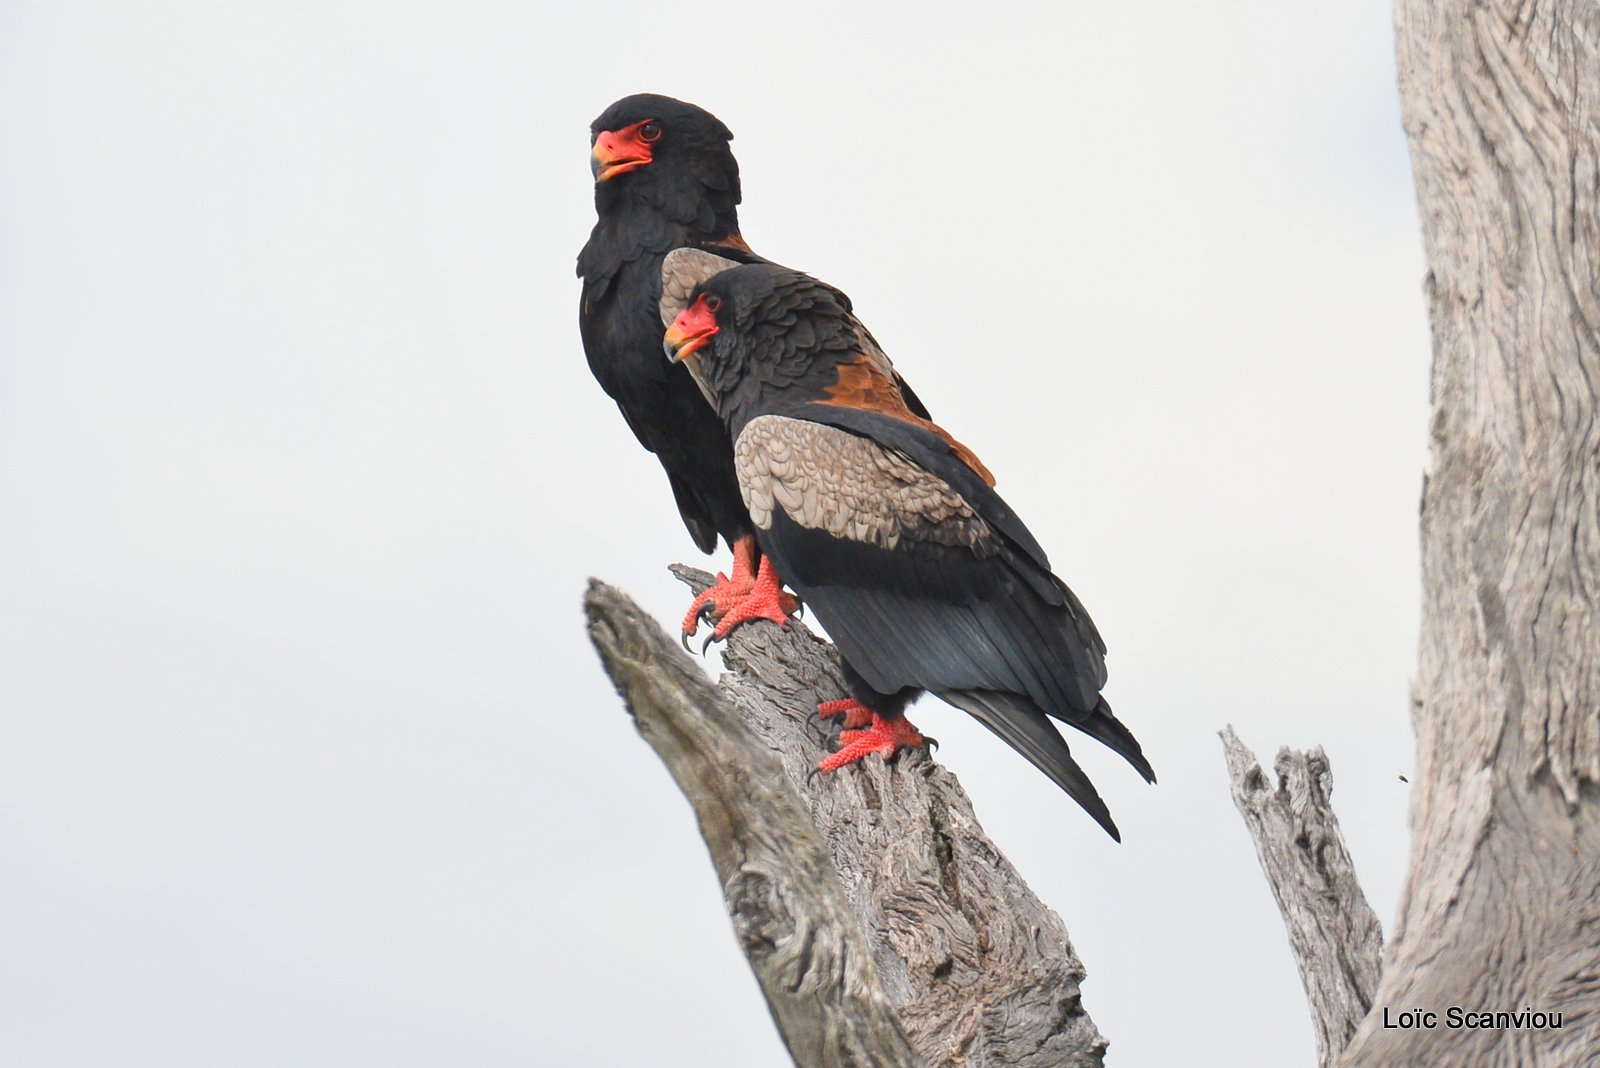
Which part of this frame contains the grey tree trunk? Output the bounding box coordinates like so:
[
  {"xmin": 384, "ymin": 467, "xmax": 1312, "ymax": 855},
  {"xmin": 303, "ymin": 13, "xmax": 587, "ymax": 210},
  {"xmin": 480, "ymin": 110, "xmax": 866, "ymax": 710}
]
[
  {"xmin": 1221, "ymin": 729, "xmax": 1384, "ymax": 1068},
  {"xmin": 585, "ymin": 579, "xmax": 922, "ymax": 1068},
  {"xmin": 585, "ymin": 569, "xmax": 1107, "ymax": 1067},
  {"xmin": 588, "ymin": 8, "xmax": 1600, "ymax": 1062},
  {"xmin": 1336, "ymin": 3, "xmax": 1600, "ymax": 1064},
  {"xmin": 1220, "ymin": 6, "xmax": 1599, "ymax": 1064}
]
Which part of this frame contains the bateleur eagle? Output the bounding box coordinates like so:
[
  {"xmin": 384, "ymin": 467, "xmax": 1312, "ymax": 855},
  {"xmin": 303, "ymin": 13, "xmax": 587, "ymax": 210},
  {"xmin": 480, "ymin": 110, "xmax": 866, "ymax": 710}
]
[
  {"xmin": 578, "ymin": 94, "xmax": 927, "ymax": 643},
  {"xmin": 663, "ymin": 262, "xmax": 1154, "ymax": 840},
  {"xmin": 577, "ymin": 94, "xmax": 779, "ymax": 640}
]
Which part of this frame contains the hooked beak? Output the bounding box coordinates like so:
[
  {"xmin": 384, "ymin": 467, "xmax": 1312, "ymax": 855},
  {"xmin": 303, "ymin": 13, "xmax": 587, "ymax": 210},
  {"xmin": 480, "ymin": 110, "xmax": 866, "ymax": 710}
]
[
  {"xmin": 664, "ymin": 309, "xmax": 718, "ymax": 363},
  {"xmin": 591, "ymin": 129, "xmax": 651, "ymax": 182}
]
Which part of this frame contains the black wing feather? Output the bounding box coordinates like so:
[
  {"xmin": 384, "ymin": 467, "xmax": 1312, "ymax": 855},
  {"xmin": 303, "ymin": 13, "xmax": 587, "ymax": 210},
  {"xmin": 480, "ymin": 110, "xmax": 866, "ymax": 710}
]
[
  {"xmin": 942, "ymin": 690, "xmax": 1121, "ymax": 841},
  {"xmin": 761, "ymin": 509, "xmax": 1120, "ymax": 737},
  {"xmin": 577, "ymin": 234, "xmax": 768, "ymax": 551},
  {"xmin": 752, "ymin": 426, "xmax": 1151, "ymax": 790}
]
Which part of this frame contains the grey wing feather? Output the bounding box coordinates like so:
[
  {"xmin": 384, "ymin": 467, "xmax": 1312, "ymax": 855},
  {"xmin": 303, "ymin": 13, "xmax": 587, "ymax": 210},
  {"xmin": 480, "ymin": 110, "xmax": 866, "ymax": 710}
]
[
  {"xmin": 660, "ymin": 248, "xmax": 742, "ymax": 326},
  {"xmin": 660, "ymin": 248, "xmax": 743, "ymax": 407}
]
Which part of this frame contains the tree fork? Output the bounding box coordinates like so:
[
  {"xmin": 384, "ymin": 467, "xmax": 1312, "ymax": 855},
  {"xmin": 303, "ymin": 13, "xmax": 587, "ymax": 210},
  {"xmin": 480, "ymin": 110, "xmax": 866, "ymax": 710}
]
[{"xmin": 1231, "ymin": 5, "xmax": 1600, "ymax": 1065}]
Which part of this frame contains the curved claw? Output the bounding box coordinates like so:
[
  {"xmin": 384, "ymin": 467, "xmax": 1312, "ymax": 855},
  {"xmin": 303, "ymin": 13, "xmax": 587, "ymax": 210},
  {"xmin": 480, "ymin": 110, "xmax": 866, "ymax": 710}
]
[
  {"xmin": 923, "ymin": 734, "xmax": 940, "ymax": 754},
  {"xmin": 680, "ymin": 599, "xmax": 714, "ymax": 652},
  {"xmin": 817, "ymin": 712, "xmax": 926, "ymax": 774},
  {"xmin": 699, "ymin": 630, "xmax": 717, "ymax": 656}
]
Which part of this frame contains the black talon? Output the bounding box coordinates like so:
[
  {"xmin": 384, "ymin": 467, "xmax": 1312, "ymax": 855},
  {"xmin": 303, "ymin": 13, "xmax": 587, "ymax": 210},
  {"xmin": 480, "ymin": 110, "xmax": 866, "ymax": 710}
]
[
  {"xmin": 680, "ymin": 629, "xmax": 695, "ymax": 652},
  {"xmin": 699, "ymin": 630, "xmax": 718, "ymax": 655}
]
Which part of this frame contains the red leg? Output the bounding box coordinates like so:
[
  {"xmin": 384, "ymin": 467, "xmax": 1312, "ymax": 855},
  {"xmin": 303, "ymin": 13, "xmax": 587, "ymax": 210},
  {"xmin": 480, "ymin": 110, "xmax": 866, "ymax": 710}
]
[
  {"xmin": 817, "ymin": 699, "xmax": 874, "ymax": 730},
  {"xmin": 817, "ymin": 711, "xmax": 927, "ymax": 773},
  {"xmin": 709, "ymin": 554, "xmax": 797, "ymax": 639},
  {"xmin": 682, "ymin": 535, "xmax": 799, "ymax": 642},
  {"xmin": 681, "ymin": 536, "xmax": 758, "ymax": 636}
]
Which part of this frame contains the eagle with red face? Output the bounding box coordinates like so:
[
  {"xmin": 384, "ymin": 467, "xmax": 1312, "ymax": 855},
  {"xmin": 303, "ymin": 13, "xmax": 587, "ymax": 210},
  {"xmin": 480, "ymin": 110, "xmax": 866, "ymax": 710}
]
[
  {"xmin": 664, "ymin": 262, "xmax": 1154, "ymax": 839},
  {"xmin": 580, "ymin": 94, "xmax": 930, "ymax": 645},
  {"xmin": 578, "ymin": 94, "xmax": 789, "ymax": 640}
]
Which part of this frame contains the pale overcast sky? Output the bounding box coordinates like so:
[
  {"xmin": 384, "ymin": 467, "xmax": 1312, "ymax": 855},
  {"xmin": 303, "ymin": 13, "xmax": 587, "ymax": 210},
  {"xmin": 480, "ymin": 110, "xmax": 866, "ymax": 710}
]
[{"xmin": 1, "ymin": 2, "xmax": 1429, "ymax": 1065}]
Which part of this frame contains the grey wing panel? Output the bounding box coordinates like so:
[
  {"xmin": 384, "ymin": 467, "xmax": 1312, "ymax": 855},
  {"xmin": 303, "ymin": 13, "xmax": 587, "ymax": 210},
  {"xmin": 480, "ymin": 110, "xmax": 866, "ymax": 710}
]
[
  {"xmin": 659, "ymin": 248, "xmax": 742, "ymax": 327},
  {"xmin": 733, "ymin": 414, "xmax": 993, "ymax": 553}
]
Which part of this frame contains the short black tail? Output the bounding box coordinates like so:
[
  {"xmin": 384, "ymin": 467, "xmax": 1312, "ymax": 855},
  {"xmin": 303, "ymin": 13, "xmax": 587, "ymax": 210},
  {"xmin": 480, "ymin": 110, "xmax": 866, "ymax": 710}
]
[
  {"xmin": 943, "ymin": 689, "xmax": 1122, "ymax": 841},
  {"xmin": 1053, "ymin": 695, "xmax": 1156, "ymax": 785}
]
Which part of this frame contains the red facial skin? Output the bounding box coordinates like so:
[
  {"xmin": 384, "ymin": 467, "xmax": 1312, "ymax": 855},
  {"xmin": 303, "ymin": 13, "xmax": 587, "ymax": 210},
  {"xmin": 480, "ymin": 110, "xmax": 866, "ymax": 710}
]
[
  {"xmin": 591, "ymin": 119, "xmax": 659, "ymax": 181},
  {"xmin": 663, "ymin": 293, "xmax": 721, "ymax": 362}
]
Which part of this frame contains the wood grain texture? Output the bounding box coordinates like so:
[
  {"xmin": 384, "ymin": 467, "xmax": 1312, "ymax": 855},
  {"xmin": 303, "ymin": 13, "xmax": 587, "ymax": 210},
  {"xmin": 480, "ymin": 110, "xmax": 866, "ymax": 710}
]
[
  {"xmin": 587, "ymin": 567, "xmax": 1109, "ymax": 1067},
  {"xmin": 1340, "ymin": 3, "xmax": 1600, "ymax": 1064},
  {"xmin": 1221, "ymin": 728, "xmax": 1383, "ymax": 1068},
  {"xmin": 585, "ymin": 579, "xmax": 921, "ymax": 1068}
]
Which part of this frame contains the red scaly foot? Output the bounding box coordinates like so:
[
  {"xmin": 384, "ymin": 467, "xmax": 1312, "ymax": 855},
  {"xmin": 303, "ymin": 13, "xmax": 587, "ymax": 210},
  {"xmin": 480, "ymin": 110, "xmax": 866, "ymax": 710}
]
[
  {"xmin": 706, "ymin": 554, "xmax": 796, "ymax": 640},
  {"xmin": 682, "ymin": 536, "xmax": 799, "ymax": 646},
  {"xmin": 817, "ymin": 699, "xmax": 875, "ymax": 730},
  {"xmin": 817, "ymin": 711, "xmax": 927, "ymax": 774},
  {"xmin": 682, "ymin": 537, "xmax": 757, "ymax": 638}
]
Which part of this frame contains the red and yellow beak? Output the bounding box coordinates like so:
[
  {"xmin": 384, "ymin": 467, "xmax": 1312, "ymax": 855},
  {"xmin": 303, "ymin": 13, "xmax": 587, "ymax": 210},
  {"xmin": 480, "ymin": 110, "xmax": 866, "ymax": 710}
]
[
  {"xmin": 590, "ymin": 121, "xmax": 655, "ymax": 182},
  {"xmin": 664, "ymin": 295, "xmax": 720, "ymax": 362}
]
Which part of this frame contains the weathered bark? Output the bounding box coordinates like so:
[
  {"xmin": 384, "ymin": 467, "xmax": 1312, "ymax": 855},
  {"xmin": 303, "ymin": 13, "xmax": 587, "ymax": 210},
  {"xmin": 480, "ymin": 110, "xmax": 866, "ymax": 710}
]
[
  {"xmin": 586, "ymin": 579, "xmax": 920, "ymax": 1068},
  {"xmin": 1220, "ymin": 728, "xmax": 1384, "ymax": 1068},
  {"xmin": 1337, "ymin": 4, "xmax": 1600, "ymax": 1064},
  {"xmin": 584, "ymin": 568, "xmax": 1108, "ymax": 1067}
]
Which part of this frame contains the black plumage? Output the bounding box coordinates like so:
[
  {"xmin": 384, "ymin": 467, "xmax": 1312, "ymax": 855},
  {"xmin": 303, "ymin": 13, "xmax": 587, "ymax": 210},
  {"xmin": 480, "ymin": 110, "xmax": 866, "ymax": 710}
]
[
  {"xmin": 664, "ymin": 263, "xmax": 1154, "ymax": 840},
  {"xmin": 579, "ymin": 94, "xmax": 931, "ymax": 642},
  {"xmin": 578, "ymin": 94, "xmax": 760, "ymax": 553}
]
